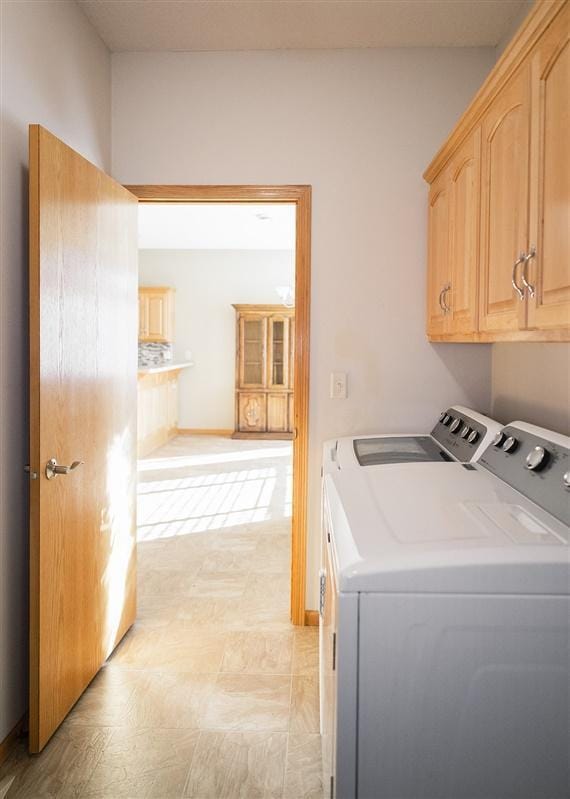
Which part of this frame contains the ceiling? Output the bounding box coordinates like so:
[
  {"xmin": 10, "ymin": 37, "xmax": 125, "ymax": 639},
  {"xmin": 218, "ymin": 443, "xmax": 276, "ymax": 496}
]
[
  {"xmin": 78, "ymin": 0, "xmax": 530, "ymax": 52},
  {"xmin": 138, "ymin": 203, "xmax": 296, "ymax": 250}
]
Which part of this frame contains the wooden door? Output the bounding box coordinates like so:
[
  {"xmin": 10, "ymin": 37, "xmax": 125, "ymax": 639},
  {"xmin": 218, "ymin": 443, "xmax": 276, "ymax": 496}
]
[
  {"xmin": 448, "ymin": 128, "xmax": 481, "ymax": 335},
  {"xmin": 527, "ymin": 3, "xmax": 570, "ymax": 332},
  {"xmin": 426, "ymin": 169, "xmax": 451, "ymax": 337},
  {"xmin": 29, "ymin": 125, "xmax": 138, "ymax": 752},
  {"xmin": 479, "ymin": 67, "xmax": 531, "ymax": 333}
]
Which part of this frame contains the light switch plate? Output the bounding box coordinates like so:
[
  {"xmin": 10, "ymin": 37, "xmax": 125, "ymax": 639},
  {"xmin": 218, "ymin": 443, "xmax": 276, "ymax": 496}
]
[{"xmin": 330, "ymin": 371, "xmax": 347, "ymax": 399}]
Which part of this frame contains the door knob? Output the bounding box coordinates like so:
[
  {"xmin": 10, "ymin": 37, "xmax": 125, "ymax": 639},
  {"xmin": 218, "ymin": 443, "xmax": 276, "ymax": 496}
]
[{"xmin": 45, "ymin": 458, "xmax": 84, "ymax": 480}]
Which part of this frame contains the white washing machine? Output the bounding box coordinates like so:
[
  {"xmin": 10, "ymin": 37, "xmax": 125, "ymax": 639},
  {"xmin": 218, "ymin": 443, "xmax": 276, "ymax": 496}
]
[
  {"xmin": 320, "ymin": 421, "xmax": 570, "ymax": 799},
  {"xmin": 323, "ymin": 406, "xmax": 502, "ymax": 475}
]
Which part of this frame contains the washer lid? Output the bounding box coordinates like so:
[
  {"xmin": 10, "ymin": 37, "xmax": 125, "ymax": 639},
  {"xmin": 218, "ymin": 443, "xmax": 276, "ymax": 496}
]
[
  {"xmin": 324, "ymin": 462, "xmax": 569, "ymax": 595},
  {"xmin": 353, "ymin": 435, "xmax": 452, "ymax": 466}
]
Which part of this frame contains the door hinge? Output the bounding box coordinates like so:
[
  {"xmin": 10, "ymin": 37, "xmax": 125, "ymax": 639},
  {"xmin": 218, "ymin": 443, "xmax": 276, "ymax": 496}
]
[
  {"xmin": 332, "ymin": 632, "xmax": 336, "ymax": 671},
  {"xmin": 24, "ymin": 464, "xmax": 38, "ymax": 480}
]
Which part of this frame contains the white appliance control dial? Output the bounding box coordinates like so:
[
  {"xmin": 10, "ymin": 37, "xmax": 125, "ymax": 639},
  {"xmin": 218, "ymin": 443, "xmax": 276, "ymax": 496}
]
[
  {"xmin": 525, "ymin": 446, "xmax": 549, "ymax": 471},
  {"xmin": 450, "ymin": 418, "xmax": 462, "ymax": 433},
  {"xmin": 493, "ymin": 431, "xmax": 505, "ymax": 447},
  {"xmin": 467, "ymin": 430, "xmax": 479, "ymax": 444},
  {"xmin": 443, "ymin": 415, "xmax": 452, "ymax": 426},
  {"xmin": 460, "ymin": 425, "xmax": 471, "ymax": 439},
  {"xmin": 439, "ymin": 411, "xmax": 447, "ymax": 422},
  {"xmin": 502, "ymin": 436, "xmax": 518, "ymax": 453},
  {"xmin": 563, "ymin": 471, "xmax": 570, "ymax": 489}
]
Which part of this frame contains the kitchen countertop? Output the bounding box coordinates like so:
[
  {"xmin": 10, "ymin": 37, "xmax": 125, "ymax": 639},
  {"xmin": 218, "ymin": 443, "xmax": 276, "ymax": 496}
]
[{"xmin": 137, "ymin": 361, "xmax": 194, "ymax": 375}]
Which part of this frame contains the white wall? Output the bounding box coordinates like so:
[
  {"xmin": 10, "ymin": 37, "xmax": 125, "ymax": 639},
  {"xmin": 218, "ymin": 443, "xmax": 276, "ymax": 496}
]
[
  {"xmin": 0, "ymin": 0, "xmax": 110, "ymax": 741},
  {"xmin": 138, "ymin": 249, "xmax": 295, "ymax": 429},
  {"xmin": 113, "ymin": 47, "xmax": 496, "ymax": 608}
]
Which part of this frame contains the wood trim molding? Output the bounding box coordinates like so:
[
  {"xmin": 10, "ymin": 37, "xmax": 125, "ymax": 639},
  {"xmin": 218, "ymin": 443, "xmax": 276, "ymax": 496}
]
[
  {"xmin": 128, "ymin": 185, "xmax": 312, "ymax": 626},
  {"xmin": 0, "ymin": 714, "xmax": 26, "ymax": 766},
  {"xmin": 177, "ymin": 428, "xmax": 234, "ymax": 437},
  {"xmin": 304, "ymin": 610, "xmax": 319, "ymax": 627},
  {"xmin": 423, "ymin": 0, "xmax": 566, "ymax": 182}
]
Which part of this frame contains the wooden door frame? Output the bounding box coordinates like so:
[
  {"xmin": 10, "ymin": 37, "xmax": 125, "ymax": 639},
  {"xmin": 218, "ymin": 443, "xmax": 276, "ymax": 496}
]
[{"xmin": 126, "ymin": 185, "xmax": 312, "ymax": 626}]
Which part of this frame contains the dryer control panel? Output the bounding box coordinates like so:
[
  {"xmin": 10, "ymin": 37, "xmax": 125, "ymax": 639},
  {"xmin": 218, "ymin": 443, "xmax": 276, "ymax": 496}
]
[
  {"xmin": 431, "ymin": 407, "xmax": 494, "ymax": 462},
  {"xmin": 479, "ymin": 423, "xmax": 570, "ymax": 525}
]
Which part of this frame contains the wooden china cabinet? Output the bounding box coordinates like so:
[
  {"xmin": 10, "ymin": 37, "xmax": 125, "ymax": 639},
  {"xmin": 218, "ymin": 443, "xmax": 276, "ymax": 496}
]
[{"xmin": 233, "ymin": 304, "xmax": 295, "ymax": 438}]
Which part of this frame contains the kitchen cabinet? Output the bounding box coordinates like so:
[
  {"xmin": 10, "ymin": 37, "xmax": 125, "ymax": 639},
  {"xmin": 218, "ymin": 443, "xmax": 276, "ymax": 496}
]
[
  {"xmin": 233, "ymin": 304, "xmax": 295, "ymax": 438},
  {"xmin": 138, "ymin": 286, "xmax": 175, "ymax": 342},
  {"xmin": 137, "ymin": 365, "xmax": 183, "ymax": 456},
  {"xmin": 424, "ymin": 0, "xmax": 569, "ymax": 342}
]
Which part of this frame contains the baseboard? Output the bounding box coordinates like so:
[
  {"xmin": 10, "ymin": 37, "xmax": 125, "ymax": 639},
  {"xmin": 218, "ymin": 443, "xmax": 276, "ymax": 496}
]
[
  {"xmin": 232, "ymin": 432, "xmax": 294, "ymax": 440},
  {"xmin": 304, "ymin": 610, "xmax": 319, "ymax": 626},
  {"xmin": 0, "ymin": 714, "xmax": 26, "ymax": 766},
  {"xmin": 177, "ymin": 428, "xmax": 233, "ymax": 437}
]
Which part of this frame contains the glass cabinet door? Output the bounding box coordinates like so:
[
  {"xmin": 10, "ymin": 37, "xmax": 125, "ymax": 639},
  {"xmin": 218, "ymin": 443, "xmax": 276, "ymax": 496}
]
[
  {"xmin": 240, "ymin": 316, "xmax": 266, "ymax": 386},
  {"xmin": 269, "ymin": 316, "xmax": 290, "ymax": 388}
]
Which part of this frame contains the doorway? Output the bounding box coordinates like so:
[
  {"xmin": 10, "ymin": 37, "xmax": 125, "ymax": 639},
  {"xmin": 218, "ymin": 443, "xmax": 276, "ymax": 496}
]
[{"xmin": 129, "ymin": 185, "xmax": 311, "ymax": 626}]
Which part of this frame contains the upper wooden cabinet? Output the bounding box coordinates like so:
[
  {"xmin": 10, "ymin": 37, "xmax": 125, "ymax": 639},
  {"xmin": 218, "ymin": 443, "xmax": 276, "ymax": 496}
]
[
  {"xmin": 427, "ymin": 128, "xmax": 481, "ymax": 338},
  {"xmin": 425, "ymin": 0, "xmax": 569, "ymax": 342},
  {"xmin": 138, "ymin": 286, "xmax": 175, "ymax": 342}
]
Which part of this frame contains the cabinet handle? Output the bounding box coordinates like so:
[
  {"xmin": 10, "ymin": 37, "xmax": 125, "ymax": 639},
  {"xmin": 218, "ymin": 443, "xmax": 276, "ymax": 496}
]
[
  {"xmin": 521, "ymin": 248, "xmax": 536, "ymax": 298},
  {"xmin": 442, "ymin": 283, "xmax": 451, "ymax": 313},
  {"xmin": 511, "ymin": 253, "xmax": 526, "ymax": 300},
  {"xmin": 438, "ymin": 287, "xmax": 445, "ymax": 312}
]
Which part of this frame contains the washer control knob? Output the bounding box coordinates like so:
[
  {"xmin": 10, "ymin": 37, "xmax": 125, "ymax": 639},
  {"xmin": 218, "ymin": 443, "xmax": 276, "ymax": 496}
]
[
  {"xmin": 467, "ymin": 430, "xmax": 479, "ymax": 444},
  {"xmin": 443, "ymin": 415, "xmax": 452, "ymax": 426},
  {"xmin": 460, "ymin": 425, "xmax": 471, "ymax": 439},
  {"xmin": 502, "ymin": 436, "xmax": 518, "ymax": 453},
  {"xmin": 563, "ymin": 471, "xmax": 570, "ymax": 489},
  {"xmin": 439, "ymin": 411, "xmax": 447, "ymax": 422},
  {"xmin": 450, "ymin": 418, "xmax": 462, "ymax": 433},
  {"xmin": 525, "ymin": 446, "xmax": 549, "ymax": 471},
  {"xmin": 493, "ymin": 431, "xmax": 505, "ymax": 447}
]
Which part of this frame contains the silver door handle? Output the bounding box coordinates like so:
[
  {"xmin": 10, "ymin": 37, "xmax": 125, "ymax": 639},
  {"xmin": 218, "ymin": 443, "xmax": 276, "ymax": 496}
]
[
  {"xmin": 45, "ymin": 458, "xmax": 84, "ymax": 480},
  {"xmin": 511, "ymin": 253, "xmax": 526, "ymax": 300},
  {"xmin": 521, "ymin": 248, "xmax": 536, "ymax": 297}
]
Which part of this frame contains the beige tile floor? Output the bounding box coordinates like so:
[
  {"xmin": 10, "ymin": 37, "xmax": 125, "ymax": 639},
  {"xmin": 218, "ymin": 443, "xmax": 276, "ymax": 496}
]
[{"xmin": 1, "ymin": 436, "xmax": 323, "ymax": 799}]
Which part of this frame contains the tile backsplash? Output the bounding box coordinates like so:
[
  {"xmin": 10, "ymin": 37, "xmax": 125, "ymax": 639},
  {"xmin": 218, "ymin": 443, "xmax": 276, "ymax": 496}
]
[{"xmin": 138, "ymin": 341, "xmax": 173, "ymax": 367}]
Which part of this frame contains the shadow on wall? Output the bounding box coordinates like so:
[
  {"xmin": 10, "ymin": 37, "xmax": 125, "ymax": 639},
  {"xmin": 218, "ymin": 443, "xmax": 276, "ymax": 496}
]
[
  {"xmin": 429, "ymin": 342, "xmax": 493, "ymax": 413},
  {"xmin": 492, "ymin": 343, "xmax": 570, "ymax": 436}
]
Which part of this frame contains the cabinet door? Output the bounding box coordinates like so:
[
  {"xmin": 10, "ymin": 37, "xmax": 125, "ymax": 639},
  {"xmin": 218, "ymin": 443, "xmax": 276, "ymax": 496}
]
[
  {"xmin": 426, "ymin": 170, "xmax": 451, "ymax": 337},
  {"xmin": 167, "ymin": 374, "xmax": 178, "ymax": 434},
  {"xmin": 239, "ymin": 316, "xmax": 267, "ymax": 388},
  {"xmin": 268, "ymin": 316, "xmax": 290, "ymax": 389},
  {"xmin": 479, "ymin": 67, "xmax": 531, "ymax": 333},
  {"xmin": 238, "ymin": 392, "xmax": 266, "ymax": 432},
  {"xmin": 448, "ymin": 128, "xmax": 481, "ymax": 335},
  {"xmin": 267, "ymin": 393, "xmax": 288, "ymax": 433},
  {"xmin": 147, "ymin": 294, "xmax": 167, "ymax": 341},
  {"xmin": 527, "ymin": 4, "xmax": 570, "ymax": 332}
]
